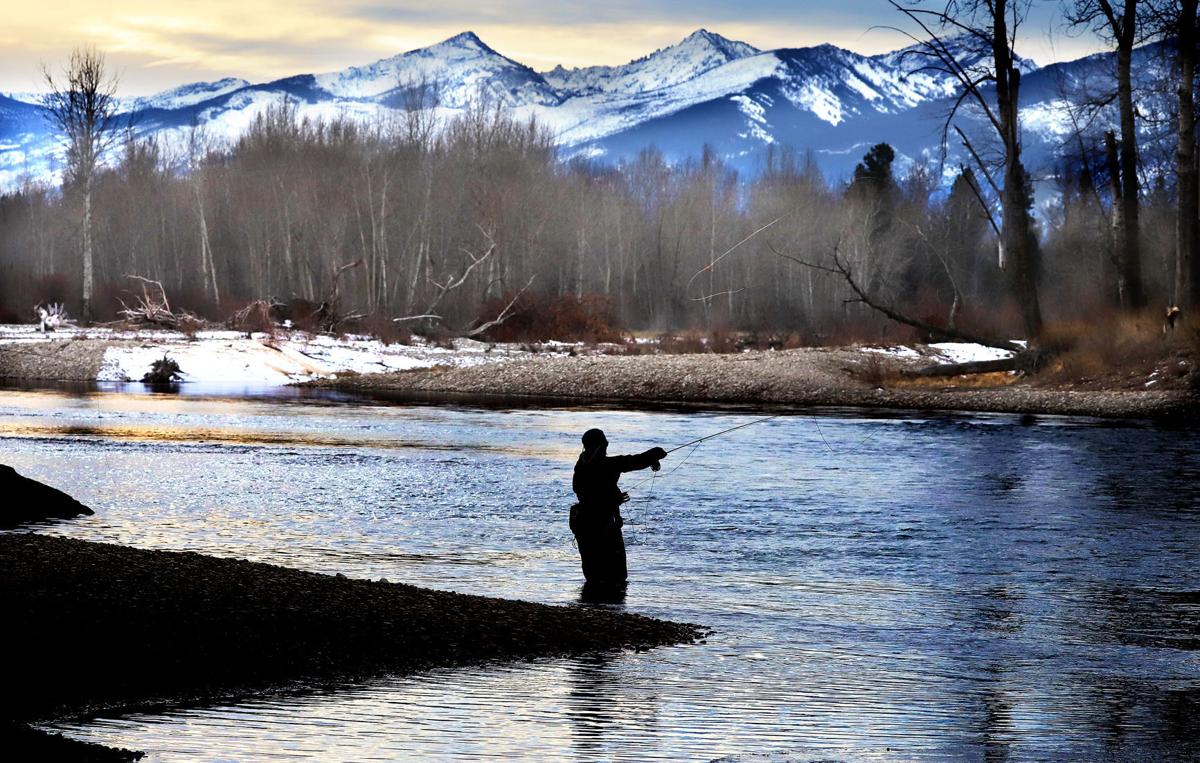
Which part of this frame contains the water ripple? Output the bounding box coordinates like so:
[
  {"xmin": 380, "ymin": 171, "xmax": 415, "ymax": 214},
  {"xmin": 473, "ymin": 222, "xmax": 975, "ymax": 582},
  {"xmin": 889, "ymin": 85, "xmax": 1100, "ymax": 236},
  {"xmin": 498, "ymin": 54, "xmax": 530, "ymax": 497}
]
[{"xmin": 0, "ymin": 388, "xmax": 1196, "ymax": 760}]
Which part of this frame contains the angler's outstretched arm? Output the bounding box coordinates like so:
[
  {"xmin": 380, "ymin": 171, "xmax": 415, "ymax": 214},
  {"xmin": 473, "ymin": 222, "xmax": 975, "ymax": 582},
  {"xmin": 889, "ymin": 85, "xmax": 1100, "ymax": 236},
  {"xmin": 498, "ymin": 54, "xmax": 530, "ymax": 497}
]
[{"xmin": 610, "ymin": 447, "xmax": 667, "ymax": 473}]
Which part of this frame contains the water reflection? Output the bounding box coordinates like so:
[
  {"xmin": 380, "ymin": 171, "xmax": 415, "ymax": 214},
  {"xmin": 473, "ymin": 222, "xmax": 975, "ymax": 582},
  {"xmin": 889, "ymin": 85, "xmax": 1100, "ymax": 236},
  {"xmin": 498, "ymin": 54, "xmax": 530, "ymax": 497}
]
[
  {"xmin": 566, "ymin": 654, "xmax": 652, "ymax": 759},
  {"xmin": 1, "ymin": 387, "xmax": 1197, "ymax": 760}
]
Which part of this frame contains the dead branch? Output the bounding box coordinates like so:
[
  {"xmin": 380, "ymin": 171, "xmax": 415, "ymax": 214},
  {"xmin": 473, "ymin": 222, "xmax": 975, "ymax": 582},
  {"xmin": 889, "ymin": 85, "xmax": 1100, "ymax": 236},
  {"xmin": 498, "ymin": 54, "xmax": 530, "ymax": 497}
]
[
  {"xmin": 953, "ymin": 126, "xmax": 1001, "ymax": 199},
  {"xmin": 426, "ymin": 225, "xmax": 497, "ymax": 315},
  {"xmin": 34, "ymin": 303, "xmax": 71, "ymax": 332},
  {"xmin": 952, "ymin": 128, "xmax": 1004, "ymax": 240},
  {"xmin": 464, "ymin": 275, "xmax": 536, "ymax": 338},
  {"xmin": 126, "ymin": 275, "xmax": 171, "ymax": 312},
  {"xmin": 391, "ymin": 314, "xmax": 444, "ymax": 323},
  {"xmin": 901, "ymin": 220, "xmax": 965, "ymax": 330},
  {"xmin": 119, "ymin": 275, "xmax": 178, "ymax": 327},
  {"xmin": 227, "ymin": 299, "xmax": 282, "ymax": 334},
  {"xmin": 316, "ymin": 258, "xmax": 367, "ymax": 333},
  {"xmin": 688, "ymin": 288, "xmax": 746, "ymax": 302},
  {"xmin": 771, "ymin": 243, "xmax": 1024, "ymax": 352}
]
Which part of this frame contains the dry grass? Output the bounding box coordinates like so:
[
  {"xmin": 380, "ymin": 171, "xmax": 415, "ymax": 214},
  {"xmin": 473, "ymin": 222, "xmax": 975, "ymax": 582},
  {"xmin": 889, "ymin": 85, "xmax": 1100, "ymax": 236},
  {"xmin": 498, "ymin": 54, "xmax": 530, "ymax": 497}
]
[
  {"xmin": 1038, "ymin": 310, "xmax": 1193, "ymax": 388},
  {"xmin": 889, "ymin": 371, "xmax": 1020, "ymax": 390}
]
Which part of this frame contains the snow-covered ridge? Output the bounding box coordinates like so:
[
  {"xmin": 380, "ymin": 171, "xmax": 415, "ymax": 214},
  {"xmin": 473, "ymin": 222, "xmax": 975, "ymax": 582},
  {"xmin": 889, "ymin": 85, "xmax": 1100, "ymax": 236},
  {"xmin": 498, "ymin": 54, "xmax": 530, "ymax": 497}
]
[
  {"xmin": 530, "ymin": 52, "xmax": 786, "ymax": 145},
  {"xmin": 0, "ymin": 27, "xmax": 1140, "ymax": 187},
  {"xmin": 313, "ymin": 31, "xmax": 560, "ymax": 108},
  {"xmin": 542, "ymin": 29, "xmax": 760, "ymax": 97},
  {"xmin": 128, "ymin": 77, "xmax": 252, "ymax": 111}
]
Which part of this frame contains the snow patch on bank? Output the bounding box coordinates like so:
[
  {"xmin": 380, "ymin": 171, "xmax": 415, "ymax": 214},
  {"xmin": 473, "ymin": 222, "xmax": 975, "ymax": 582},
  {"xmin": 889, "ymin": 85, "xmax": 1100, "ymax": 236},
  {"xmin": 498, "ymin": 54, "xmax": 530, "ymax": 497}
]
[
  {"xmin": 927, "ymin": 343, "xmax": 1015, "ymax": 364},
  {"xmin": 0, "ymin": 326, "xmax": 539, "ymax": 385},
  {"xmin": 860, "ymin": 345, "xmax": 921, "ymax": 359},
  {"xmin": 860, "ymin": 342, "xmax": 1016, "ymax": 364}
]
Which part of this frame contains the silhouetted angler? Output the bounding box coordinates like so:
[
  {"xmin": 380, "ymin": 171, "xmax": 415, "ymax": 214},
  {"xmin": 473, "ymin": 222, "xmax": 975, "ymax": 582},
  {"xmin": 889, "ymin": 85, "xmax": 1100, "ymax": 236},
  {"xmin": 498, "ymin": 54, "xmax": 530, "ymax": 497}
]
[{"xmin": 570, "ymin": 429, "xmax": 666, "ymax": 588}]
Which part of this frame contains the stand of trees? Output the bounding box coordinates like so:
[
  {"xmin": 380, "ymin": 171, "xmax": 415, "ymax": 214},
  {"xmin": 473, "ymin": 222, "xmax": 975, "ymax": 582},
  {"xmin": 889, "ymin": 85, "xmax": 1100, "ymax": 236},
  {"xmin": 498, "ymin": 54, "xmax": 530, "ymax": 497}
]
[
  {"xmin": 0, "ymin": 106, "xmax": 1183, "ymax": 342},
  {"xmin": 1, "ymin": 2, "xmax": 1198, "ymax": 343}
]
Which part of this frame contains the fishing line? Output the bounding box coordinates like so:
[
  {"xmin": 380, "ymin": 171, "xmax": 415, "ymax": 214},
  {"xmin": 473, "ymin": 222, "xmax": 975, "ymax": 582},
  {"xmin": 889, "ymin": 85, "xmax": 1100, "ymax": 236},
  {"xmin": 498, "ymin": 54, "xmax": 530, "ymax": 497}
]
[
  {"xmin": 664, "ymin": 412, "xmax": 789, "ymax": 454},
  {"xmin": 813, "ymin": 418, "xmax": 837, "ymax": 453},
  {"xmin": 628, "ymin": 413, "xmax": 784, "ymax": 495},
  {"xmin": 812, "ymin": 417, "xmax": 884, "ymax": 455},
  {"xmin": 633, "ymin": 439, "xmax": 704, "ymax": 493},
  {"xmin": 630, "ymin": 410, "xmax": 883, "ymax": 496}
]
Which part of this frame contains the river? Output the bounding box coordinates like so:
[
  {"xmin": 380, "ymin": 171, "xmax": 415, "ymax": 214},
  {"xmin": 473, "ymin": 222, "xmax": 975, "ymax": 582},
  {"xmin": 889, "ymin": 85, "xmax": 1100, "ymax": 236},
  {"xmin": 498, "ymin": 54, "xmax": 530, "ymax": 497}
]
[{"xmin": 2, "ymin": 385, "xmax": 1198, "ymax": 761}]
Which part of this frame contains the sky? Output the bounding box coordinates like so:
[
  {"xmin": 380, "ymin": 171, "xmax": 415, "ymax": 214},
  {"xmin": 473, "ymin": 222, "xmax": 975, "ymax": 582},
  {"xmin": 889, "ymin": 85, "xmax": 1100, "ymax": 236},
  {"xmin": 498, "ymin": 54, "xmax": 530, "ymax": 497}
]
[{"xmin": 1, "ymin": 1, "xmax": 1109, "ymax": 96}]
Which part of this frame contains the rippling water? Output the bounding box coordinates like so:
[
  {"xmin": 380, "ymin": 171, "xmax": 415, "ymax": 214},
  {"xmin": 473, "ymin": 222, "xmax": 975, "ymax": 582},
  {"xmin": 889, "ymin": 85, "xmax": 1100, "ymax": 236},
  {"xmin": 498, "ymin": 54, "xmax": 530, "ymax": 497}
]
[{"xmin": 2, "ymin": 386, "xmax": 1199, "ymax": 761}]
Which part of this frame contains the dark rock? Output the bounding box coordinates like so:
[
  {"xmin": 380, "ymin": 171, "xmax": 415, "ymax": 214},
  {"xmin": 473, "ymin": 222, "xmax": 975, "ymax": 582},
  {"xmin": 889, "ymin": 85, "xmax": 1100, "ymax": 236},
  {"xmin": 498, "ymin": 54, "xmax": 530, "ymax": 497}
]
[{"xmin": 0, "ymin": 465, "xmax": 94, "ymax": 527}]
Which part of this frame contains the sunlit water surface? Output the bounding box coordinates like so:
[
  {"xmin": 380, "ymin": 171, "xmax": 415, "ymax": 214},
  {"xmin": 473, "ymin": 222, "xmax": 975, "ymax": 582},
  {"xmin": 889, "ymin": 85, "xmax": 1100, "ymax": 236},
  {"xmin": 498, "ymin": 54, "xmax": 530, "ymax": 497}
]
[{"xmin": 2, "ymin": 386, "xmax": 1199, "ymax": 761}]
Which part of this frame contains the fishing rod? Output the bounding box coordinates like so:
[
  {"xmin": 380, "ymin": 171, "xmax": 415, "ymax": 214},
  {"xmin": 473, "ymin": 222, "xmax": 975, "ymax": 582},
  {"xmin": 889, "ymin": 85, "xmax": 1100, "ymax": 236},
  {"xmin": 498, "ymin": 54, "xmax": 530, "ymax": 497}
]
[
  {"xmin": 626, "ymin": 412, "xmax": 788, "ymax": 493},
  {"xmin": 664, "ymin": 413, "xmax": 787, "ymax": 454}
]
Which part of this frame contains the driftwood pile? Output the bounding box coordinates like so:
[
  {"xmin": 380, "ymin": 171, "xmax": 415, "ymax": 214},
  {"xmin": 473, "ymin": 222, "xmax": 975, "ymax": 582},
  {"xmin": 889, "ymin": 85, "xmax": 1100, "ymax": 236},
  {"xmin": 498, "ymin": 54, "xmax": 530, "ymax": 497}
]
[
  {"xmin": 141, "ymin": 355, "xmax": 184, "ymax": 385},
  {"xmin": 35, "ymin": 303, "xmax": 70, "ymax": 332},
  {"xmin": 117, "ymin": 276, "xmax": 204, "ymax": 332}
]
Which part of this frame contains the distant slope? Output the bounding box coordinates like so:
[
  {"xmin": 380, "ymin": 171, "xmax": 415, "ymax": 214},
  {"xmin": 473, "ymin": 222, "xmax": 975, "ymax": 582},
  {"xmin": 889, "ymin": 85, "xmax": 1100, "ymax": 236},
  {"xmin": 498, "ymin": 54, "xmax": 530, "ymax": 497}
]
[{"xmin": 0, "ymin": 28, "xmax": 1164, "ymax": 187}]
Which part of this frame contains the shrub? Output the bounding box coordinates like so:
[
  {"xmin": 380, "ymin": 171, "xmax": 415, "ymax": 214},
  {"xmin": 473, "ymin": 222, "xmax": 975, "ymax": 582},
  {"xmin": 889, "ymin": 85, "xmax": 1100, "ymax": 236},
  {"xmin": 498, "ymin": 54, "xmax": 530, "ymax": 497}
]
[
  {"xmin": 655, "ymin": 330, "xmax": 740, "ymax": 354},
  {"xmin": 355, "ymin": 314, "xmax": 412, "ymax": 345},
  {"xmin": 226, "ymin": 300, "xmax": 278, "ymax": 335},
  {"xmin": 848, "ymin": 352, "xmax": 895, "ymax": 387},
  {"xmin": 472, "ymin": 293, "xmax": 623, "ymax": 343}
]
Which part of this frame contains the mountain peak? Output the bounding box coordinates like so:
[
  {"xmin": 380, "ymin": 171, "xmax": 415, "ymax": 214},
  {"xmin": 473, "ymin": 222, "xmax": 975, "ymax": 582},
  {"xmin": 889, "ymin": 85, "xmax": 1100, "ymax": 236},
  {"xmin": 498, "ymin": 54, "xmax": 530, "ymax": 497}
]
[
  {"xmin": 543, "ymin": 28, "xmax": 761, "ymax": 98},
  {"xmin": 438, "ymin": 31, "xmax": 493, "ymax": 53},
  {"xmin": 675, "ymin": 28, "xmax": 760, "ymax": 58}
]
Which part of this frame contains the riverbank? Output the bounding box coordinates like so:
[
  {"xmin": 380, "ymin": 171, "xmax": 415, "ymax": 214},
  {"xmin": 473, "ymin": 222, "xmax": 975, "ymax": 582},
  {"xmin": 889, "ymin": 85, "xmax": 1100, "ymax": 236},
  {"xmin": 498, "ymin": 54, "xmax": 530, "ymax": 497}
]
[
  {"xmin": 2, "ymin": 324, "xmax": 1195, "ymax": 419},
  {"xmin": 312, "ymin": 348, "xmax": 1199, "ymax": 420},
  {"xmin": 0, "ymin": 533, "xmax": 701, "ymax": 759}
]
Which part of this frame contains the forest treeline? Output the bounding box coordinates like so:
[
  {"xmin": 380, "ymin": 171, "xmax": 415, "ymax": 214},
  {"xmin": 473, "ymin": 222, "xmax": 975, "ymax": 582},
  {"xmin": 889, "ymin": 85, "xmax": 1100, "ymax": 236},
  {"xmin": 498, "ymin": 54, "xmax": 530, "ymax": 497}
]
[
  {"xmin": 0, "ymin": 0, "xmax": 1196, "ymax": 345},
  {"xmin": 0, "ymin": 100, "xmax": 1178, "ymax": 341}
]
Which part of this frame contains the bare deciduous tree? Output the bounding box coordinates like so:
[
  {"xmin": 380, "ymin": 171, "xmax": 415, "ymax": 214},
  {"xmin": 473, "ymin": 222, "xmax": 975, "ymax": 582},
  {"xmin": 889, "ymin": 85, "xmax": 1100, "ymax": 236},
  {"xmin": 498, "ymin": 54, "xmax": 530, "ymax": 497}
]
[
  {"xmin": 1066, "ymin": 0, "xmax": 1147, "ymax": 308},
  {"xmin": 1154, "ymin": 0, "xmax": 1200, "ymax": 308},
  {"xmin": 890, "ymin": 0, "xmax": 1045, "ymax": 338},
  {"xmin": 42, "ymin": 46, "xmax": 121, "ymax": 322}
]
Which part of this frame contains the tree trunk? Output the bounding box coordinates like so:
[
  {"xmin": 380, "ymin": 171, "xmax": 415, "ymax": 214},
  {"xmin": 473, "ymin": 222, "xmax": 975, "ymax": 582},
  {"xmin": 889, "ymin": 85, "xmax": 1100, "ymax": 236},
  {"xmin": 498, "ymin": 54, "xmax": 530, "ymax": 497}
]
[
  {"xmin": 1115, "ymin": 29, "xmax": 1144, "ymax": 307},
  {"xmin": 1177, "ymin": 0, "xmax": 1200, "ymax": 309},
  {"xmin": 82, "ymin": 177, "xmax": 94, "ymax": 323},
  {"xmin": 994, "ymin": 21, "xmax": 1044, "ymax": 338},
  {"xmin": 196, "ymin": 182, "xmax": 219, "ymax": 307},
  {"xmin": 904, "ymin": 357, "xmax": 1018, "ymax": 377},
  {"xmin": 1105, "ymin": 130, "xmax": 1132, "ymax": 306}
]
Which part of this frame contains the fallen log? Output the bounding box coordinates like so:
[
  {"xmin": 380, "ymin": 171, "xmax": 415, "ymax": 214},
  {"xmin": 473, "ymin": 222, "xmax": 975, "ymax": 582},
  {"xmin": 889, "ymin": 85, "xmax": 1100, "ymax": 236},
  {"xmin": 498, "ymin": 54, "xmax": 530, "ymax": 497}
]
[
  {"xmin": 904, "ymin": 349, "xmax": 1050, "ymax": 378},
  {"xmin": 903, "ymin": 357, "xmax": 1018, "ymax": 377}
]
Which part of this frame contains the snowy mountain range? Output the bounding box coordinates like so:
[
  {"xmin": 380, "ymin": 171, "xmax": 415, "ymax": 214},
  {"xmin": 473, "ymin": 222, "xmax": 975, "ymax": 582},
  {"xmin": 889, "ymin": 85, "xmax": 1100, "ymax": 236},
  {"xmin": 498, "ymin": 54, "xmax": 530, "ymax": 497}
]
[{"xmin": 0, "ymin": 28, "xmax": 1159, "ymax": 187}]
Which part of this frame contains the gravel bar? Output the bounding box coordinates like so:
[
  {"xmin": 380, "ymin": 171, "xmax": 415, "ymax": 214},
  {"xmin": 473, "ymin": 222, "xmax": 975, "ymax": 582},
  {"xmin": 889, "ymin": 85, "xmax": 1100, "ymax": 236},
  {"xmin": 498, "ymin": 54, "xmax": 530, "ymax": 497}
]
[
  {"xmin": 0, "ymin": 534, "xmax": 701, "ymax": 754},
  {"xmin": 314, "ymin": 349, "xmax": 1198, "ymax": 420},
  {"xmin": 0, "ymin": 339, "xmax": 112, "ymax": 381}
]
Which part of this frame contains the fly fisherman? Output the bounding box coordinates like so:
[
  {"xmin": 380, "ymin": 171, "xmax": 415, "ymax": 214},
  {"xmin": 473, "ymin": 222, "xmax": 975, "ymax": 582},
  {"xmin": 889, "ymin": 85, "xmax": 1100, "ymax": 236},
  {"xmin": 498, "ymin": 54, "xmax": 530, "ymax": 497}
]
[{"xmin": 570, "ymin": 428, "xmax": 667, "ymax": 589}]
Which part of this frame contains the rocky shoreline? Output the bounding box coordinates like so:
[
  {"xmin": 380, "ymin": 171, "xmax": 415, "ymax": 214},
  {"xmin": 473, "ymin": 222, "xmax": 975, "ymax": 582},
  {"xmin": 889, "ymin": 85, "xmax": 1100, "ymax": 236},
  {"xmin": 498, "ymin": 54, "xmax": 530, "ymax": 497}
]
[
  {"xmin": 0, "ymin": 533, "xmax": 701, "ymax": 759},
  {"xmin": 2, "ymin": 329, "xmax": 1193, "ymax": 419},
  {"xmin": 313, "ymin": 349, "xmax": 1199, "ymax": 420},
  {"xmin": 0, "ymin": 338, "xmax": 113, "ymax": 381}
]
